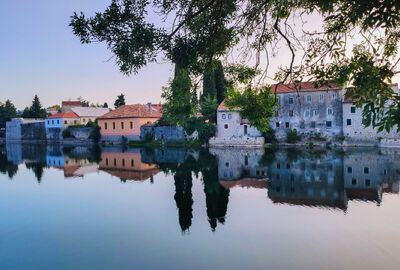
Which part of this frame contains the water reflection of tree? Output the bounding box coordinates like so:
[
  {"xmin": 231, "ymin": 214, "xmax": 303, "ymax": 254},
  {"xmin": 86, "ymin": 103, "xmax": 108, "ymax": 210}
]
[
  {"xmin": 173, "ymin": 157, "xmax": 194, "ymax": 233},
  {"xmin": 0, "ymin": 149, "xmax": 18, "ymax": 179},
  {"xmin": 25, "ymin": 162, "xmax": 45, "ymax": 183},
  {"xmin": 199, "ymin": 150, "xmax": 229, "ymax": 231}
]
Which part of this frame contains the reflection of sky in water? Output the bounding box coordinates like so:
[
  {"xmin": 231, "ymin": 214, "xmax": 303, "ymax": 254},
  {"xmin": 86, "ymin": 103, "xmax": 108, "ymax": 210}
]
[{"xmin": 0, "ymin": 145, "xmax": 400, "ymax": 269}]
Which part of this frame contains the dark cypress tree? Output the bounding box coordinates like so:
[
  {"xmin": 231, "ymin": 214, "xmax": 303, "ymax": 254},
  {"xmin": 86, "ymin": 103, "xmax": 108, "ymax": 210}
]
[
  {"xmin": 214, "ymin": 61, "xmax": 227, "ymax": 104},
  {"xmin": 202, "ymin": 68, "xmax": 216, "ymax": 101},
  {"xmin": 29, "ymin": 95, "xmax": 47, "ymax": 119}
]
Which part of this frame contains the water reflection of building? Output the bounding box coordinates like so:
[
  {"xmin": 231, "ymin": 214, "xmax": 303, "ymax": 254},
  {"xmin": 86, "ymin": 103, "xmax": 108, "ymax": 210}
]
[
  {"xmin": 46, "ymin": 146, "xmax": 99, "ymax": 178},
  {"xmin": 99, "ymin": 148, "xmax": 159, "ymax": 182},
  {"xmin": 344, "ymin": 149, "xmax": 400, "ymax": 204},
  {"xmin": 267, "ymin": 150, "xmax": 346, "ymax": 210},
  {"xmin": 212, "ymin": 148, "xmax": 400, "ymax": 210},
  {"xmin": 210, "ymin": 148, "xmax": 268, "ymax": 189}
]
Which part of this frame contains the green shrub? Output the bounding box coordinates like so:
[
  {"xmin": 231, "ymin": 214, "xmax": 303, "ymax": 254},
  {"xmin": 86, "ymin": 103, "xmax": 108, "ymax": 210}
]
[
  {"xmin": 62, "ymin": 129, "xmax": 74, "ymax": 138},
  {"xmin": 263, "ymin": 129, "xmax": 277, "ymax": 143},
  {"xmin": 286, "ymin": 129, "xmax": 301, "ymax": 143}
]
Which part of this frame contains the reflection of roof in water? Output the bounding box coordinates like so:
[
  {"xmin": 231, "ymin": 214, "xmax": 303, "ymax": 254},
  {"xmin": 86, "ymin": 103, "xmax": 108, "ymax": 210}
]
[
  {"xmin": 219, "ymin": 178, "xmax": 268, "ymax": 190},
  {"xmin": 345, "ymin": 188, "xmax": 381, "ymax": 202},
  {"xmin": 270, "ymin": 197, "xmax": 347, "ymax": 211},
  {"xmin": 100, "ymin": 168, "xmax": 160, "ymax": 181}
]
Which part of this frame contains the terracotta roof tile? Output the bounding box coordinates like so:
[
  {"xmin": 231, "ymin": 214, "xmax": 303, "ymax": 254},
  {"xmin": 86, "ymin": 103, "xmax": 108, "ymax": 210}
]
[
  {"xmin": 272, "ymin": 81, "xmax": 340, "ymax": 94},
  {"xmin": 62, "ymin": 101, "xmax": 82, "ymax": 107},
  {"xmin": 48, "ymin": 111, "xmax": 79, "ymax": 119},
  {"xmin": 98, "ymin": 104, "xmax": 162, "ymax": 119}
]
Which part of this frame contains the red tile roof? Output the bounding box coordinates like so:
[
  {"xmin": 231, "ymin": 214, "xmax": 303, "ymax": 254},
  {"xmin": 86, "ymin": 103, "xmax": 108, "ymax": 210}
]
[
  {"xmin": 62, "ymin": 101, "xmax": 82, "ymax": 107},
  {"xmin": 272, "ymin": 81, "xmax": 340, "ymax": 94},
  {"xmin": 48, "ymin": 111, "xmax": 79, "ymax": 119},
  {"xmin": 98, "ymin": 104, "xmax": 162, "ymax": 119},
  {"xmin": 218, "ymin": 100, "xmax": 240, "ymax": 111}
]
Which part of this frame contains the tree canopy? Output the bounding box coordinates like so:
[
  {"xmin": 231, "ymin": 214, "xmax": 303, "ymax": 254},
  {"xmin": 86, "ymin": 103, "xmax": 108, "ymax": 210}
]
[
  {"xmin": 70, "ymin": 0, "xmax": 400, "ymax": 130},
  {"xmin": 114, "ymin": 94, "xmax": 126, "ymax": 108},
  {"xmin": 22, "ymin": 95, "xmax": 47, "ymax": 119}
]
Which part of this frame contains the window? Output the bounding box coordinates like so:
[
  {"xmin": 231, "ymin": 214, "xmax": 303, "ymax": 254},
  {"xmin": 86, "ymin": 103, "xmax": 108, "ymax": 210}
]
[
  {"xmin": 47, "ymin": 120, "xmax": 50, "ymax": 124},
  {"xmin": 319, "ymin": 94, "xmax": 324, "ymax": 102},
  {"xmin": 224, "ymin": 124, "xmax": 228, "ymax": 129},
  {"xmin": 313, "ymin": 109, "xmax": 318, "ymax": 116},
  {"xmin": 113, "ymin": 158, "xmax": 117, "ymax": 166},
  {"xmin": 306, "ymin": 95, "xmax": 312, "ymax": 102},
  {"xmin": 289, "ymin": 97, "xmax": 294, "ymax": 104},
  {"xmin": 347, "ymin": 167, "xmax": 352, "ymax": 173},
  {"xmin": 113, "ymin": 122, "xmax": 116, "ymax": 129},
  {"xmin": 225, "ymin": 162, "xmax": 229, "ymax": 167},
  {"xmin": 311, "ymin": 121, "xmax": 316, "ymax": 128},
  {"xmin": 350, "ymin": 106, "xmax": 356, "ymax": 113},
  {"xmin": 289, "ymin": 110, "xmax": 294, "ymax": 117},
  {"xmin": 286, "ymin": 163, "xmax": 290, "ymax": 169},
  {"xmin": 277, "ymin": 163, "xmax": 281, "ymax": 169},
  {"xmin": 104, "ymin": 123, "xmax": 108, "ymax": 130},
  {"xmin": 56, "ymin": 120, "xmax": 59, "ymax": 124},
  {"xmin": 275, "ymin": 111, "xmax": 279, "ymax": 117},
  {"xmin": 131, "ymin": 160, "xmax": 134, "ymax": 167},
  {"xmin": 327, "ymin": 108, "xmax": 333, "ymax": 115},
  {"xmin": 365, "ymin": 179, "xmax": 371, "ymax": 186},
  {"xmin": 105, "ymin": 158, "xmax": 108, "ymax": 166},
  {"xmin": 74, "ymin": 120, "xmax": 77, "ymax": 124},
  {"xmin": 222, "ymin": 114, "xmax": 226, "ymax": 119},
  {"xmin": 121, "ymin": 122, "xmax": 124, "ymax": 129},
  {"xmin": 52, "ymin": 120, "xmax": 54, "ymax": 124},
  {"xmin": 300, "ymin": 121, "xmax": 305, "ymax": 129},
  {"xmin": 83, "ymin": 118, "xmax": 86, "ymax": 123},
  {"xmin": 326, "ymin": 121, "xmax": 332, "ymax": 128},
  {"xmin": 228, "ymin": 114, "xmax": 232, "ymax": 119},
  {"xmin": 64, "ymin": 120, "xmax": 67, "ymax": 124},
  {"xmin": 346, "ymin": 119, "xmax": 352, "ymax": 126},
  {"xmin": 305, "ymin": 110, "xmax": 310, "ymax": 118},
  {"xmin": 276, "ymin": 122, "xmax": 280, "ymax": 128},
  {"xmin": 130, "ymin": 122, "xmax": 133, "ymax": 129},
  {"xmin": 122, "ymin": 159, "xmax": 125, "ymax": 167},
  {"xmin": 332, "ymin": 92, "xmax": 338, "ymax": 99},
  {"xmin": 244, "ymin": 156, "xmax": 248, "ymax": 166},
  {"xmin": 285, "ymin": 122, "xmax": 289, "ymax": 128},
  {"xmin": 352, "ymin": 178, "xmax": 357, "ymax": 185},
  {"xmin": 364, "ymin": 167, "xmax": 369, "ymax": 174}
]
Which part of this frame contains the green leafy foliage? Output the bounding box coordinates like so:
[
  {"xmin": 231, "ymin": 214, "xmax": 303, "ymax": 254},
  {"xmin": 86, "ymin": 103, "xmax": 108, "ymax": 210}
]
[
  {"xmin": 200, "ymin": 95, "xmax": 218, "ymax": 123},
  {"xmin": 161, "ymin": 68, "xmax": 198, "ymax": 126},
  {"xmin": 114, "ymin": 94, "xmax": 126, "ymax": 108},
  {"xmin": 286, "ymin": 129, "xmax": 301, "ymax": 143},
  {"xmin": 0, "ymin": 100, "xmax": 17, "ymax": 127},
  {"xmin": 225, "ymin": 86, "xmax": 276, "ymax": 133},
  {"xmin": 183, "ymin": 117, "xmax": 215, "ymax": 143}
]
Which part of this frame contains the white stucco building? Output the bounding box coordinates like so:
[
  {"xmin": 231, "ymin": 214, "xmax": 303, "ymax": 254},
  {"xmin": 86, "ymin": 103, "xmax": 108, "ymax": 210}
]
[
  {"xmin": 209, "ymin": 101, "xmax": 264, "ymax": 147},
  {"xmin": 343, "ymin": 83, "xmax": 400, "ymax": 147}
]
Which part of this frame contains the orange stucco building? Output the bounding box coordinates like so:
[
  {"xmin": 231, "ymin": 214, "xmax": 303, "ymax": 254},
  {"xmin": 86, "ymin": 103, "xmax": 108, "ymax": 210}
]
[{"xmin": 97, "ymin": 104, "xmax": 162, "ymax": 142}]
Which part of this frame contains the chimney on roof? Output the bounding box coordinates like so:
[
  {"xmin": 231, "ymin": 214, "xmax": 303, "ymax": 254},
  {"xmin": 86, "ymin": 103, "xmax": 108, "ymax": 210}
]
[{"xmin": 147, "ymin": 102, "xmax": 152, "ymax": 113}]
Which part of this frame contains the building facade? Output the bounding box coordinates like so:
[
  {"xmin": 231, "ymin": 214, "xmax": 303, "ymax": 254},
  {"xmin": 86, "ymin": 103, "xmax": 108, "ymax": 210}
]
[
  {"xmin": 342, "ymin": 84, "xmax": 400, "ymax": 146},
  {"xmin": 45, "ymin": 111, "xmax": 80, "ymax": 140},
  {"xmin": 6, "ymin": 118, "xmax": 46, "ymax": 141},
  {"xmin": 271, "ymin": 82, "xmax": 344, "ymax": 142},
  {"xmin": 209, "ymin": 101, "xmax": 264, "ymax": 147},
  {"xmin": 97, "ymin": 103, "xmax": 162, "ymax": 143}
]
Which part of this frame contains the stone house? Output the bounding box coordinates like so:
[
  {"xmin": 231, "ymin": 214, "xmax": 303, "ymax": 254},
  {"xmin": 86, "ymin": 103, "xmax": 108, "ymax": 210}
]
[
  {"xmin": 140, "ymin": 124, "xmax": 187, "ymax": 142},
  {"xmin": 209, "ymin": 101, "xmax": 264, "ymax": 147},
  {"xmin": 342, "ymin": 83, "xmax": 400, "ymax": 146},
  {"xmin": 97, "ymin": 103, "xmax": 162, "ymax": 143},
  {"xmin": 6, "ymin": 118, "xmax": 46, "ymax": 142},
  {"xmin": 271, "ymin": 82, "xmax": 344, "ymax": 142}
]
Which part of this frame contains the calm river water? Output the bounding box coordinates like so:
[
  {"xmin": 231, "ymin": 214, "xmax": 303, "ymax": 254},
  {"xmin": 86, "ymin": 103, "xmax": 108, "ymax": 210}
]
[{"xmin": 0, "ymin": 144, "xmax": 400, "ymax": 270}]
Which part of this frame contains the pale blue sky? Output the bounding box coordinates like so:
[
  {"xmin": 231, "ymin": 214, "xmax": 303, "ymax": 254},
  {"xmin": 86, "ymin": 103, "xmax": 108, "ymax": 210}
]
[
  {"xmin": 1, "ymin": 2, "xmax": 398, "ymax": 109},
  {"xmin": 0, "ymin": 1, "xmax": 172, "ymax": 109}
]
